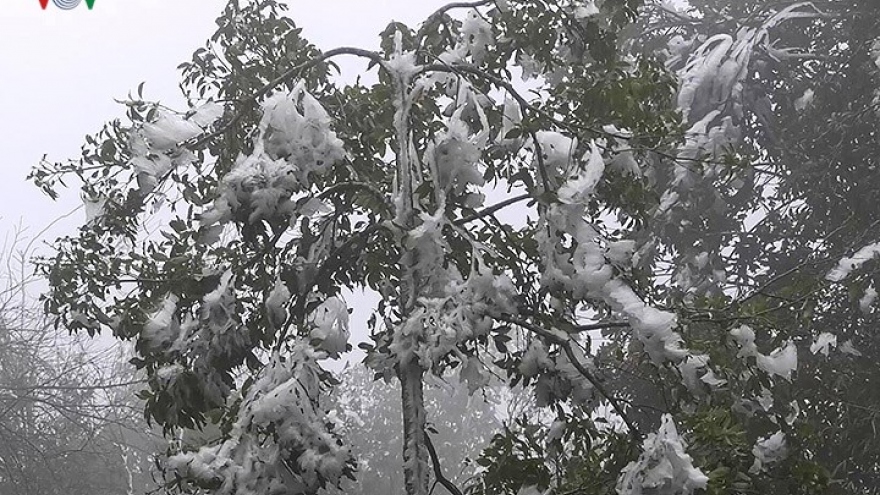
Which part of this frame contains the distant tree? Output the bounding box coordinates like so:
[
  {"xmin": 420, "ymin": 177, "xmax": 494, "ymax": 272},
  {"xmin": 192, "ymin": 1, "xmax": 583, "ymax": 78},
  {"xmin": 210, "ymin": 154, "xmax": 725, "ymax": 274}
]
[{"xmin": 0, "ymin": 225, "xmax": 158, "ymax": 494}]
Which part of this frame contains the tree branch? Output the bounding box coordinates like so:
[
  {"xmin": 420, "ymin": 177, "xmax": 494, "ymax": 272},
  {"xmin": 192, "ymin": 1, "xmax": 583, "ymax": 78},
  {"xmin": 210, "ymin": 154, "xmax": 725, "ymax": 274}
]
[
  {"xmin": 487, "ymin": 311, "xmax": 642, "ymax": 443},
  {"xmin": 569, "ymin": 321, "xmax": 631, "ymax": 333},
  {"xmin": 454, "ymin": 193, "xmax": 530, "ymax": 226},
  {"xmin": 424, "ymin": 431, "xmax": 464, "ymax": 495}
]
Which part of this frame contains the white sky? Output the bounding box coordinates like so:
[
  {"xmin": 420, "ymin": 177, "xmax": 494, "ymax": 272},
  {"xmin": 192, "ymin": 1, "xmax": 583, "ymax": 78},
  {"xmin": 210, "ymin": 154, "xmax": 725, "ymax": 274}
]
[{"xmin": 0, "ymin": 0, "xmax": 449, "ymax": 364}]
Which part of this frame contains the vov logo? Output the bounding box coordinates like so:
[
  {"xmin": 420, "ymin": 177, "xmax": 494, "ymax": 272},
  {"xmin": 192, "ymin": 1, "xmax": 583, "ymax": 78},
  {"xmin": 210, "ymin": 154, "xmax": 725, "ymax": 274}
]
[{"xmin": 39, "ymin": 0, "xmax": 96, "ymax": 9}]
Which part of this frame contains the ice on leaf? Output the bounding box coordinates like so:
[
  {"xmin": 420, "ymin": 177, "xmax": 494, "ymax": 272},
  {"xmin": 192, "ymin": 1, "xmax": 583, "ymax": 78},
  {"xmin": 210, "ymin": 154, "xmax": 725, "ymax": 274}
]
[
  {"xmin": 794, "ymin": 88, "xmax": 815, "ymax": 112},
  {"xmin": 266, "ymin": 278, "xmax": 291, "ymax": 328},
  {"xmin": 730, "ymin": 325, "xmax": 758, "ymax": 357},
  {"xmin": 82, "ymin": 195, "xmax": 107, "ymax": 225},
  {"xmin": 461, "ymin": 9, "xmax": 494, "ymax": 62},
  {"xmin": 142, "ymin": 293, "xmax": 180, "ymax": 350},
  {"xmin": 839, "ymin": 340, "xmax": 863, "ymax": 357},
  {"xmin": 535, "ymin": 131, "xmax": 577, "ymax": 170},
  {"xmin": 558, "ymin": 141, "xmax": 605, "ymax": 204},
  {"xmin": 574, "ymin": 1, "xmax": 600, "ymax": 19},
  {"xmin": 261, "ymin": 82, "xmax": 346, "ymax": 178},
  {"xmin": 142, "ymin": 109, "xmax": 202, "ymax": 151},
  {"xmin": 459, "ymin": 356, "xmax": 490, "ymax": 395},
  {"xmin": 166, "ymin": 344, "xmax": 352, "ymax": 494},
  {"xmin": 519, "ymin": 340, "xmax": 552, "ymax": 377}
]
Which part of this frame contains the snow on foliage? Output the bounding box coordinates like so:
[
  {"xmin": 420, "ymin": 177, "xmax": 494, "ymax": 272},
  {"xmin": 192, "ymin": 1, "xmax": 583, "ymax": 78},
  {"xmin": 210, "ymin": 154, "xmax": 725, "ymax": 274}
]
[
  {"xmin": 461, "ymin": 9, "xmax": 495, "ymax": 63},
  {"xmin": 654, "ymin": 3, "xmax": 826, "ymax": 300},
  {"xmin": 809, "ymin": 332, "xmax": 837, "ymax": 357},
  {"xmin": 677, "ymin": 354, "xmax": 726, "ymax": 395},
  {"xmin": 558, "ymin": 141, "xmax": 604, "ymax": 204},
  {"xmin": 391, "ymin": 259, "xmax": 518, "ymax": 375},
  {"xmin": 573, "ymin": 0, "xmax": 600, "ymax": 19},
  {"xmin": 428, "ymin": 101, "xmax": 488, "ymax": 195},
  {"xmin": 535, "ymin": 131, "xmax": 578, "ymax": 172},
  {"xmin": 131, "ymin": 103, "xmax": 222, "ymax": 193},
  {"xmin": 825, "ymin": 242, "xmax": 880, "ymax": 282},
  {"xmin": 142, "ymin": 293, "xmax": 181, "ymax": 350},
  {"xmin": 538, "ymin": 142, "xmax": 687, "ymax": 363},
  {"xmin": 859, "ymin": 285, "xmax": 877, "ymax": 313},
  {"xmin": 730, "ymin": 326, "xmax": 797, "ymax": 380},
  {"xmin": 616, "ymin": 414, "xmax": 708, "ymax": 495},
  {"xmin": 755, "ymin": 341, "xmax": 797, "ymax": 380},
  {"xmin": 201, "ymin": 83, "xmax": 345, "ymax": 227},
  {"xmin": 309, "ymin": 296, "xmax": 350, "ymax": 357},
  {"xmin": 166, "ymin": 345, "xmax": 352, "ymax": 494},
  {"xmin": 749, "ymin": 431, "xmax": 788, "ymax": 473}
]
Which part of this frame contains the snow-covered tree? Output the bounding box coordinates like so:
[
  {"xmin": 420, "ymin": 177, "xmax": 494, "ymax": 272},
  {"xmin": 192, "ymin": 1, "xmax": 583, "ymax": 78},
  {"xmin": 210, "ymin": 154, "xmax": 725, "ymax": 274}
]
[{"xmin": 30, "ymin": 0, "xmax": 879, "ymax": 494}]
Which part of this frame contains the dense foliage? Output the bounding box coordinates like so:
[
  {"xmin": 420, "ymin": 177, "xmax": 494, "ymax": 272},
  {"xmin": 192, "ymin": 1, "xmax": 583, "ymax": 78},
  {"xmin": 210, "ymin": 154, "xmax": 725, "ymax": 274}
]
[{"xmin": 29, "ymin": 0, "xmax": 880, "ymax": 494}]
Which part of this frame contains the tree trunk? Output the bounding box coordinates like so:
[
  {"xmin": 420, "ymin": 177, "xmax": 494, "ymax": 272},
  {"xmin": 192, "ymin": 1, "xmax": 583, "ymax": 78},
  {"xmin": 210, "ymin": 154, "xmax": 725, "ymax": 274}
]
[
  {"xmin": 399, "ymin": 361, "xmax": 429, "ymax": 495},
  {"xmin": 390, "ymin": 43, "xmax": 430, "ymax": 495}
]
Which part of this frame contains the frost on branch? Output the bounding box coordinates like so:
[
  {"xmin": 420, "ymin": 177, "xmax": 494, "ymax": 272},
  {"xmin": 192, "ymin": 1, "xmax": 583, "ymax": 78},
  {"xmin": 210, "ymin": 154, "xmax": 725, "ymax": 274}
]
[
  {"xmin": 166, "ymin": 345, "xmax": 353, "ymax": 494},
  {"xmin": 389, "ymin": 256, "xmax": 518, "ymax": 375},
  {"xmin": 616, "ymin": 414, "xmax": 708, "ymax": 495}
]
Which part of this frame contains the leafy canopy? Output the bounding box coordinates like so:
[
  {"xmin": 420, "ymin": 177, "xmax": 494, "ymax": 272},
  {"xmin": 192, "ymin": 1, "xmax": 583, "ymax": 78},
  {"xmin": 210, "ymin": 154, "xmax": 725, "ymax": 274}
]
[{"xmin": 30, "ymin": 0, "xmax": 880, "ymax": 494}]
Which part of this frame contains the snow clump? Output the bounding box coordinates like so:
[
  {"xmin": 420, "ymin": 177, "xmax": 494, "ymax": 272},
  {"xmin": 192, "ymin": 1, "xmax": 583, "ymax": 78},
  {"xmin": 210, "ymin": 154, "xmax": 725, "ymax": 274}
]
[{"xmin": 617, "ymin": 414, "xmax": 709, "ymax": 495}]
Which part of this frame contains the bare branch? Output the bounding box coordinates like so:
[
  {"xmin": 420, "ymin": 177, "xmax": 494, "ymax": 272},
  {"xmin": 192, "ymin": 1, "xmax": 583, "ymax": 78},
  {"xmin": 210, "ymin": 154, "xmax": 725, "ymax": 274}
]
[
  {"xmin": 454, "ymin": 194, "xmax": 531, "ymax": 226},
  {"xmin": 424, "ymin": 431, "xmax": 464, "ymax": 495}
]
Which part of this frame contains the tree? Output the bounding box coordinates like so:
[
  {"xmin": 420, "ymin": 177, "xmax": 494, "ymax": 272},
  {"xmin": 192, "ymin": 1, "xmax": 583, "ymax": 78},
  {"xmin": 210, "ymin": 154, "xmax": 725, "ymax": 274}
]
[
  {"xmin": 616, "ymin": 2, "xmax": 880, "ymax": 492},
  {"xmin": 0, "ymin": 225, "xmax": 158, "ymax": 494},
  {"xmin": 29, "ymin": 0, "xmax": 878, "ymax": 494}
]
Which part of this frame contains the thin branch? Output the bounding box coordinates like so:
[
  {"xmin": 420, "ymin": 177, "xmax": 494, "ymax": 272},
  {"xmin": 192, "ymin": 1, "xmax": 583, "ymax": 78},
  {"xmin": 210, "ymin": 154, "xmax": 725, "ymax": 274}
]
[
  {"xmin": 487, "ymin": 311, "xmax": 643, "ymax": 443},
  {"xmin": 0, "ymin": 380, "xmax": 145, "ymax": 393},
  {"xmin": 424, "ymin": 431, "xmax": 464, "ymax": 495},
  {"xmin": 420, "ymin": 0, "xmax": 495, "ymax": 30},
  {"xmin": 569, "ymin": 321, "xmax": 631, "ymax": 333},
  {"xmin": 454, "ymin": 193, "xmax": 530, "ymax": 225}
]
